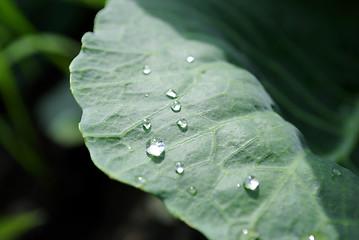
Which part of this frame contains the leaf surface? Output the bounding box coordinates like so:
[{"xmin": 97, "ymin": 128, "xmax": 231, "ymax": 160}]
[{"xmin": 70, "ymin": 0, "xmax": 359, "ymax": 239}]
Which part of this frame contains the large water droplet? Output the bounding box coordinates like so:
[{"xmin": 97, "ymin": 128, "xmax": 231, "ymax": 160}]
[
  {"xmin": 171, "ymin": 101, "xmax": 182, "ymax": 112},
  {"xmin": 175, "ymin": 162, "xmax": 185, "ymax": 174},
  {"xmin": 165, "ymin": 89, "xmax": 178, "ymax": 99},
  {"xmin": 332, "ymin": 168, "xmax": 341, "ymax": 177},
  {"xmin": 186, "ymin": 55, "xmax": 195, "ymax": 63},
  {"xmin": 187, "ymin": 186, "xmax": 197, "ymax": 196},
  {"xmin": 176, "ymin": 119, "xmax": 188, "ymax": 131},
  {"xmin": 146, "ymin": 138, "xmax": 165, "ymax": 157},
  {"xmin": 143, "ymin": 118, "xmax": 151, "ymax": 132},
  {"xmin": 143, "ymin": 65, "xmax": 151, "ymax": 75},
  {"xmin": 244, "ymin": 176, "xmax": 259, "ymax": 191}
]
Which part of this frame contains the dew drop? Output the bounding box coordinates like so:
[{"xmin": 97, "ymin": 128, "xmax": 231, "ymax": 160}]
[
  {"xmin": 187, "ymin": 186, "xmax": 197, "ymax": 196},
  {"xmin": 238, "ymin": 228, "xmax": 259, "ymax": 240},
  {"xmin": 176, "ymin": 119, "xmax": 188, "ymax": 130},
  {"xmin": 244, "ymin": 176, "xmax": 259, "ymax": 191},
  {"xmin": 332, "ymin": 168, "xmax": 341, "ymax": 177},
  {"xmin": 171, "ymin": 101, "xmax": 182, "ymax": 112},
  {"xmin": 145, "ymin": 93, "xmax": 149, "ymax": 97},
  {"xmin": 165, "ymin": 89, "xmax": 178, "ymax": 99},
  {"xmin": 175, "ymin": 162, "xmax": 185, "ymax": 174},
  {"xmin": 186, "ymin": 55, "xmax": 195, "ymax": 63},
  {"xmin": 143, "ymin": 65, "xmax": 151, "ymax": 75},
  {"xmin": 128, "ymin": 146, "xmax": 132, "ymax": 150},
  {"xmin": 146, "ymin": 138, "xmax": 165, "ymax": 157},
  {"xmin": 137, "ymin": 176, "xmax": 146, "ymax": 183},
  {"xmin": 237, "ymin": 183, "xmax": 241, "ymax": 188},
  {"xmin": 309, "ymin": 235, "xmax": 315, "ymax": 240},
  {"xmin": 143, "ymin": 118, "xmax": 151, "ymax": 132}
]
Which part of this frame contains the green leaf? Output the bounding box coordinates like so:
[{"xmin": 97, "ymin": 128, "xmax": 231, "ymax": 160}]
[{"xmin": 70, "ymin": 0, "xmax": 359, "ymax": 239}]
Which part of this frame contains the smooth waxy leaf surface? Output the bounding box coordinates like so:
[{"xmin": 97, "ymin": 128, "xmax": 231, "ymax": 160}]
[{"xmin": 70, "ymin": 0, "xmax": 359, "ymax": 239}]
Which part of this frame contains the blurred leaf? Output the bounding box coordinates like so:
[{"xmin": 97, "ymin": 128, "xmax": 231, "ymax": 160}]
[
  {"xmin": 70, "ymin": 0, "xmax": 359, "ymax": 239},
  {"xmin": 0, "ymin": 210, "xmax": 44, "ymax": 240},
  {"xmin": 36, "ymin": 80, "xmax": 82, "ymax": 147}
]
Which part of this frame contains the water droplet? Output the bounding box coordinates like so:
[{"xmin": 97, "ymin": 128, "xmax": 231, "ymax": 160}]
[
  {"xmin": 237, "ymin": 183, "xmax": 241, "ymax": 188},
  {"xmin": 186, "ymin": 56, "xmax": 195, "ymax": 63},
  {"xmin": 143, "ymin": 118, "xmax": 151, "ymax": 132},
  {"xmin": 143, "ymin": 65, "xmax": 151, "ymax": 75},
  {"xmin": 137, "ymin": 176, "xmax": 146, "ymax": 183},
  {"xmin": 238, "ymin": 228, "xmax": 259, "ymax": 240},
  {"xmin": 145, "ymin": 93, "xmax": 149, "ymax": 97},
  {"xmin": 187, "ymin": 186, "xmax": 197, "ymax": 195},
  {"xmin": 176, "ymin": 119, "xmax": 188, "ymax": 130},
  {"xmin": 244, "ymin": 176, "xmax": 259, "ymax": 191},
  {"xmin": 332, "ymin": 168, "xmax": 341, "ymax": 177},
  {"xmin": 165, "ymin": 89, "xmax": 178, "ymax": 99},
  {"xmin": 309, "ymin": 235, "xmax": 315, "ymax": 240},
  {"xmin": 128, "ymin": 146, "xmax": 132, "ymax": 150},
  {"xmin": 146, "ymin": 138, "xmax": 165, "ymax": 157},
  {"xmin": 171, "ymin": 101, "xmax": 182, "ymax": 112},
  {"xmin": 175, "ymin": 162, "xmax": 185, "ymax": 174}
]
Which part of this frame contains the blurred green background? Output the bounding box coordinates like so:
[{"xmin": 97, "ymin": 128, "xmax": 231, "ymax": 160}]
[{"xmin": 0, "ymin": 0, "xmax": 358, "ymax": 239}]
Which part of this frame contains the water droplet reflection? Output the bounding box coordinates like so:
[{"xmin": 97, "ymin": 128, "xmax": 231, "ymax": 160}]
[
  {"xmin": 143, "ymin": 65, "xmax": 151, "ymax": 75},
  {"xmin": 175, "ymin": 162, "xmax": 185, "ymax": 174},
  {"xmin": 187, "ymin": 186, "xmax": 197, "ymax": 195},
  {"xmin": 143, "ymin": 118, "xmax": 151, "ymax": 132},
  {"xmin": 165, "ymin": 89, "xmax": 178, "ymax": 99},
  {"xmin": 186, "ymin": 56, "xmax": 195, "ymax": 63},
  {"xmin": 171, "ymin": 101, "xmax": 182, "ymax": 112},
  {"xmin": 176, "ymin": 119, "xmax": 188, "ymax": 131},
  {"xmin": 146, "ymin": 138, "xmax": 165, "ymax": 157},
  {"xmin": 244, "ymin": 176, "xmax": 259, "ymax": 191}
]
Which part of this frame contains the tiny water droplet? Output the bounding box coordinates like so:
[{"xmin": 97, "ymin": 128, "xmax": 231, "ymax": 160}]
[
  {"xmin": 171, "ymin": 101, "xmax": 182, "ymax": 112},
  {"xmin": 237, "ymin": 183, "xmax": 241, "ymax": 188},
  {"xmin": 187, "ymin": 186, "xmax": 197, "ymax": 196},
  {"xmin": 186, "ymin": 56, "xmax": 195, "ymax": 63},
  {"xmin": 175, "ymin": 162, "xmax": 185, "ymax": 174},
  {"xmin": 238, "ymin": 228, "xmax": 259, "ymax": 240},
  {"xmin": 128, "ymin": 146, "xmax": 132, "ymax": 150},
  {"xmin": 143, "ymin": 118, "xmax": 151, "ymax": 132},
  {"xmin": 332, "ymin": 168, "xmax": 341, "ymax": 177},
  {"xmin": 165, "ymin": 89, "xmax": 178, "ymax": 99},
  {"xmin": 137, "ymin": 176, "xmax": 146, "ymax": 183},
  {"xmin": 146, "ymin": 138, "xmax": 165, "ymax": 157},
  {"xmin": 309, "ymin": 235, "xmax": 315, "ymax": 240},
  {"xmin": 244, "ymin": 176, "xmax": 259, "ymax": 191},
  {"xmin": 145, "ymin": 93, "xmax": 149, "ymax": 97},
  {"xmin": 143, "ymin": 65, "xmax": 151, "ymax": 75},
  {"xmin": 176, "ymin": 119, "xmax": 188, "ymax": 130}
]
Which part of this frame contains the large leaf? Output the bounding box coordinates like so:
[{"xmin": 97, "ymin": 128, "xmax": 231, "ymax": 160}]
[{"xmin": 70, "ymin": 0, "xmax": 359, "ymax": 239}]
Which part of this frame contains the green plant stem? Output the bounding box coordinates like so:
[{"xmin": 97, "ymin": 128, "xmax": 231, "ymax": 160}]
[
  {"xmin": 0, "ymin": 0, "xmax": 35, "ymax": 35},
  {"xmin": 3, "ymin": 33, "xmax": 80, "ymax": 73},
  {"xmin": 0, "ymin": 53, "xmax": 46, "ymax": 178},
  {"xmin": 0, "ymin": 210, "xmax": 44, "ymax": 240},
  {"xmin": 0, "ymin": 114, "xmax": 45, "ymax": 178}
]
